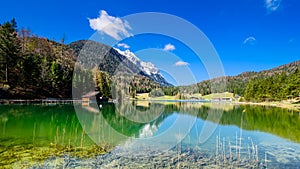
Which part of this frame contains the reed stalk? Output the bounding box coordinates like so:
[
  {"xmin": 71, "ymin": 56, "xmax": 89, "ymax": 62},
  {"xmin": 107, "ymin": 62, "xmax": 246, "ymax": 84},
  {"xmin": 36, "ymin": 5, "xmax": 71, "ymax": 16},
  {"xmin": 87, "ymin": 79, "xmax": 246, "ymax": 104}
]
[
  {"xmin": 195, "ymin": 122, "xmax": 199, "ymax": 147},
  {"xmin": 249, "ymin": 137, "xmax": 255, "ymax": 161},
  {"xmin": 62, "ymin": 127, "xmax": 66, "ymax": 147},
  {"xmin": 235, "ymin": 132, "xmax": 238, "ymax": 163},
  {"xmin": 255, "ymin": 145, "xmax": 258, "ymax": 163},
  {"xmin": 67, "ymin": 138, "xmax": 71, "ymax": 168},
  {"xmin": 248, "ymin": 145, "xmax": 250, "ymax": 161},
  {"xmin": 228, "ymin": 137, "xmax": 232, "ymax": 162},
  {"xmin": 216, "ymin": 135, "xmax": 219, "ymax": 163},
  {"xmin": 56, "ymin": 126, "xmax": 59, "ymax": 146},
  {"xmin": 265, "ymin": 152, "xmax": 267, "ymax": 168},
  {"xmin": 239, "ymin": 111, "xmax": 244, "ymax": 164},
  {"xmin": 188, "ymin": 133, "xmax": 191, "ymax": 154},
  {"xmin": 32, "ymin": 122, "xmax": 36, "ymax": 148},
  {"xmin": 223, "ymin": 137, "xmax": 226, "ymax": 165},
  {"xmin": 177, "ymin": 143, "xmax": 181, "ymax": 169},
  {"xmin": 74, "ymin": 125, "xmax": 78, "ymax": 158},
  {"xmin": 80, "ymin": 124, "xmax": 85, "ymax": 152}
]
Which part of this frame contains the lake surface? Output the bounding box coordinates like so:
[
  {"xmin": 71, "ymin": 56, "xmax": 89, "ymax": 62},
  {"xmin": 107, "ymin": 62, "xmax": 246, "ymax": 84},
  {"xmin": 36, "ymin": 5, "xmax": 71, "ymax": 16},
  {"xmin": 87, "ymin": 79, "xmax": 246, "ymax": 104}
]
[{"xmin": 0, "ymin": 102, "xmax": 299, "ymax": 168}]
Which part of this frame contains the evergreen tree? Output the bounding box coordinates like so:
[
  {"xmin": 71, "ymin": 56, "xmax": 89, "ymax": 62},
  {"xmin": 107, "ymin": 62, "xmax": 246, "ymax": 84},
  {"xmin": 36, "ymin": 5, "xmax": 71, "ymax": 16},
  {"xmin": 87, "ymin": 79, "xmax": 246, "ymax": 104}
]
[{"xmin": 0, "ymin": 19, "xmax": 21, "ymax": 85}]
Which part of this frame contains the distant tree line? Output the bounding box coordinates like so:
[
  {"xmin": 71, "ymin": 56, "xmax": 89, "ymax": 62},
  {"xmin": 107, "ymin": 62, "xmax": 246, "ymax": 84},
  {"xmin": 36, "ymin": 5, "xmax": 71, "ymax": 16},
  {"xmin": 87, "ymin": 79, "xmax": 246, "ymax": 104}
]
[
  {"xmin": 244, "ymin": 70, "xmax": 300, "ymax": 102},
  {"xmin": 158, "ymin": 68, "xmax": 300, "ymax": 102}
]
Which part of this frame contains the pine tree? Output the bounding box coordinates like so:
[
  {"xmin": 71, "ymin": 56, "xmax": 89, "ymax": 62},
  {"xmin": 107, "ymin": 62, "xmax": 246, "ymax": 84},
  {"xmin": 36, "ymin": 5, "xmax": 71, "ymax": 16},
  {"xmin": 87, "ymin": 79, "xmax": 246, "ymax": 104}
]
[{"xmin": 0, "ymin": 19, "xmax": 21, "ymax": 84}]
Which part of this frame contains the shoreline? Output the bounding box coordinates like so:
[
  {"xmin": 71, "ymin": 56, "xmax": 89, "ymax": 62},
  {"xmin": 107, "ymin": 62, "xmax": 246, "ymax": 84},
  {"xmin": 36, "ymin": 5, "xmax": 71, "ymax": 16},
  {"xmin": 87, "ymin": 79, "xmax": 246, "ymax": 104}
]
[
  {"xmin": 132, "ymin": 98, "xmax": 300, "ymax": 111},
  {"xmin": 0, "ymin": 99, "xmax": 83, "ymax": 105},
  {"xmin": 0, "ymin": 98, "xmax": 299, "ymax": 111},
  {"xmin": 234, "ymin": 101, "xmax": 300, "ymax": 111}
]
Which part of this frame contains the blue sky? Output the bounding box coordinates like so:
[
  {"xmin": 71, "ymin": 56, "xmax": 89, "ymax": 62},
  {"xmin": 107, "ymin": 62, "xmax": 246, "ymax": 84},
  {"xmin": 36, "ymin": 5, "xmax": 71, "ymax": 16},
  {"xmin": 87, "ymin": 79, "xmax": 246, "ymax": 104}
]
[{"xmin": 1, "ymin": 0, "xmax": 299, "ymax": 85}]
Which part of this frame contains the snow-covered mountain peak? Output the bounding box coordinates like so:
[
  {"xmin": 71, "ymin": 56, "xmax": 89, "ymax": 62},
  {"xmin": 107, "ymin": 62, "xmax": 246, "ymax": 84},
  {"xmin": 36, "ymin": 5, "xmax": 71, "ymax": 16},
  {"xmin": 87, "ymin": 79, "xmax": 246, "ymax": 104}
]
[
  {"xmin": 114, "ymin": 48, "xmax": 171, "ymax": 86},
  {"xmin": 114, "ymin": 48, "xmax": 159, "ymax": 76}
]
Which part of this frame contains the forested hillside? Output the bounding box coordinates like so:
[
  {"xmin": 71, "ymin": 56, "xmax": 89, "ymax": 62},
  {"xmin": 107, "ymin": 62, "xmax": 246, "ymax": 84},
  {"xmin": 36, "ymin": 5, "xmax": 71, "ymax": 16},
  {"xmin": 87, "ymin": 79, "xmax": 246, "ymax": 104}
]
[
  {"xmin": 0, "ymin": 19, "xmax": 162, "ymax": 99},
  {"xmin": 176, "ymin": 61, "xmax": 300, "ymax": 101},
  {"xmin": 0, "ymin": 19, "xmax": 75, "ymax": 99},
  {"xmin": 244, "ymin": 69, "xmax": 300, "ymax": 101}
]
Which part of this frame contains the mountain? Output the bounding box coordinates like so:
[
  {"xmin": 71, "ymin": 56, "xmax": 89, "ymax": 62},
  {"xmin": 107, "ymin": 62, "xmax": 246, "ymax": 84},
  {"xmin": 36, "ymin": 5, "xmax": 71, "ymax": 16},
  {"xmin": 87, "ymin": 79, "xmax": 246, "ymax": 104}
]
[
  {"xmin": 1, "ymin": 19, "xmax": 298, "ymax": 100},
  {"xmin": 114, "ymin": 48, "xmax": 171, "ymax": 86},
  {"xmin": 69, "ymin": 40, "xmax": 172, "ymax": 87},
  {"xmin": 0, "ymin": 26, "xmax": 169, "ymax": 99}
]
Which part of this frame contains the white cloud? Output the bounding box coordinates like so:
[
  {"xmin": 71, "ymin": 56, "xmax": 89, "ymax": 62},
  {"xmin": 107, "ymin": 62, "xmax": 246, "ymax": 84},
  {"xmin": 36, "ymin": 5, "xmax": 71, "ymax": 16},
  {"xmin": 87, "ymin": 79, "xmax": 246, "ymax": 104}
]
[
  {"xmin": 174, "ymin": 61, "xmax": 189, "ymax": 66},
  {"xmin": 117, "ymin": 43, "xmax": 130, "ymax": 49},
  {"xmin": 88, "ymin": 10, "xmax": 132, "ymax": 40},
  {"xmin": 243, "ymin": 36, "xmax": 256, "ymax": 45},
  {"xmin": 163, "ymin": 44, "xmax": 176, "ymax": 51},
  {"xmin": 265, "ymin": 0, "xmax": 282, "ymax": 13}
]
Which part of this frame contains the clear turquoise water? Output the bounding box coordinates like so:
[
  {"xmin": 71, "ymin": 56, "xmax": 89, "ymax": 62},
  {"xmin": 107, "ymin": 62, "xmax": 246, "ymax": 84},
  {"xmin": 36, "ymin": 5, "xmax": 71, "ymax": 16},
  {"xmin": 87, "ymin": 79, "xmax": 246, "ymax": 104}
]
[{"xmin": 0, "ymin": 102, "xmax": 299, "ymax": 168}]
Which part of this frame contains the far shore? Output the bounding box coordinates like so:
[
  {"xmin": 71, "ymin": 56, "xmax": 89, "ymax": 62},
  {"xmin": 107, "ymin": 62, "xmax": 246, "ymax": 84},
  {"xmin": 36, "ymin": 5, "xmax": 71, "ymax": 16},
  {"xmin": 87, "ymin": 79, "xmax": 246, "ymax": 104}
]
[
  {"xmin": 133, "ymin": 92, "xmax": 300, "ymax": 111},
  {"xmin": 0, "ymin": 99, "xmax": 82, "ymax": 105},
  {"xmin": 0, "ymin": 98, "xmax": 299, "ymax": 111},
  {"xmin": 132, "ymin": 98, "xmax": 300, "ymax": 111},
  {"xmin": 233, "ymin": 101, "xmax": 300, "ymax": 111}
]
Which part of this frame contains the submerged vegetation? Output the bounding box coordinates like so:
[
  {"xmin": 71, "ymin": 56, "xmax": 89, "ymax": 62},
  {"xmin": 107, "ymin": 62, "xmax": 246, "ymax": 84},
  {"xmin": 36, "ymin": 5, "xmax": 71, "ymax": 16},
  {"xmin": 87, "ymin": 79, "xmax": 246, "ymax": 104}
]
[
  {"xmin": 0, "ymin": 104, "xmax": 112, "ymax": 168},
  {"xmin": 0, "ymin": 103, "xmax": 299, "ymax": 168}
]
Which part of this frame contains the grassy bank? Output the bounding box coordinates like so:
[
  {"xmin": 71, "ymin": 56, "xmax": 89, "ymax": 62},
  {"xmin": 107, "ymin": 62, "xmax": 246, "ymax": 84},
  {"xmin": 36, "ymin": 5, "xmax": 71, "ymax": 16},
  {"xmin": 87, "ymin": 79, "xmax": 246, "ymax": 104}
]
[
  {"xmin": 236, "ymin": 100, "xmax": 300, "ymax": 111},
  {"xmin": 135, "ymin": 92, "xmax": 235, "ymax": 101},
  {"xmin": 134, "ymin": 92, "xmax": 300, "ymax": 111}
]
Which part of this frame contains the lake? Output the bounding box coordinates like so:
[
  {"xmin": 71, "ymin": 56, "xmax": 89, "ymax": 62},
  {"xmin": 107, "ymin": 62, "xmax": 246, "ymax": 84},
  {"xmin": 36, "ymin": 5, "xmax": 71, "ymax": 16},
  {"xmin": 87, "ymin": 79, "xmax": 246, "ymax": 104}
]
[{"xmin": 0, "ymin": 102, "xmax": 299, "ymax": 168}]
